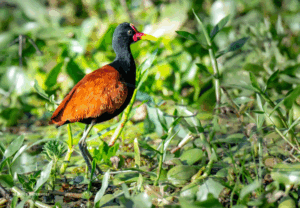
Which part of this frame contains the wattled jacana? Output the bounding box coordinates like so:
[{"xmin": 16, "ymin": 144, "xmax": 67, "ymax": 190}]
[{"xmin": 49, "ymin": 23, "xmax": 157, "ymax": 174}]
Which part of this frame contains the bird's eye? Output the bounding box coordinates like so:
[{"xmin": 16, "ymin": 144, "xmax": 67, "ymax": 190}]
[{"xmin": 127, "ymin": 30, "xmax": 132, "ymax": 35}]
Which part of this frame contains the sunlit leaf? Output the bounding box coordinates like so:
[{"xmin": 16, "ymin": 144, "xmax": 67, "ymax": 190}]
[
  {"xmin": 133, "ymin": 192, "xmax": 152, "ymax": 208},
  {"xmin": 34, "ymin": 161, "xmax": 53, "ymax": 192},
  {"xmin": 134, "ymin": 138, "xmax": 141, "ymax": 168},
  {"xmin": 272, "ymin": 163, "xmax": 300, "ymax": 185},
  {"xmin": 197, "ymin": 178, "xmax": 225, "ymax": 201},
  {"xmin": 4, "ymin": 135, "xmax": 24, "ymax": 158},
  {"xmin": 94, "ymin": 170, "xmax": 110, "ymax": 204}
]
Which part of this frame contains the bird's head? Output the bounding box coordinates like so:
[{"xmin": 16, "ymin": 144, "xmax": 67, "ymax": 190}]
[{"xmin": 113, "ymin": 22, "xmax": 157, "ymax": 47}]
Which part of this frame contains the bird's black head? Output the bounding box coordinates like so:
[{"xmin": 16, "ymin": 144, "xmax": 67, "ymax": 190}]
[{"xmin": 112, "ymin": 23, "xmax": 143, "ymax": 49}]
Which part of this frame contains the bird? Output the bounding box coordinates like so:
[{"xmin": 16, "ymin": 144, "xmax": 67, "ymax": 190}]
[{"xmin": 49, "ymin": 22, "xmax": 157, "ymax": 175}]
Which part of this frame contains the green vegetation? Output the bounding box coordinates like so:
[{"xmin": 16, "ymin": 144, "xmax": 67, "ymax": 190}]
[{"xmin": 1, "ymin": 0, "xmax": 300, "ymax": 207}]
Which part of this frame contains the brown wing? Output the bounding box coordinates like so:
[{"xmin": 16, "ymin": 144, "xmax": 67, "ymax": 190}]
[{"xmin": 49, "ymin": 65, "xmax": 128, "ymax": 126}]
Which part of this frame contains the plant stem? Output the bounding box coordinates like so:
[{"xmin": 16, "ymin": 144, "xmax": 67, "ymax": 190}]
[
  {"xmin": 154, "ymin": 141, "xmax": 164, "ymax": 186},
  {"xmin": 60, "ymin": 124, "xmax": 74, "ymax": 174},
  {"xmin": 193, "ymin": 9, "xmax": 221, "ymax": 108},
  {"xmin": 261, "ymin": 93, "xmax": 300, "ymax": 148}
]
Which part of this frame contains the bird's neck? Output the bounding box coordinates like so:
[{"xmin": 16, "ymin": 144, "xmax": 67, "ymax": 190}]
[{"xmin": 109, "ymin": 45, "xmax": 136, "ymax": 82}]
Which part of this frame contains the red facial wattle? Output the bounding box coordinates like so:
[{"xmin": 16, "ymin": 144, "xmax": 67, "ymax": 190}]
[{"xmin": 130, "ymin": 23, "xmax": 145, "ymax": 42}]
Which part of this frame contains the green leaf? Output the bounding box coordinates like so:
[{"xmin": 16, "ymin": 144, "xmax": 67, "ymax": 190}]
[
  {"xmin": 34, "ymin": 79, "xmax": 49, "ymax": 99},
  {"xmin": 243, "ymin": 63, "xmax": 264, "ymax": 75},
  {"xmin": 133, "ymin": 138, "xmax": 141, "ymax": 167},
  {"xmin": 249, "ymin": 72, "xmax": 261, "ymax": 92},
  {"xmin": 132, "ymin": 193, "xmax": 152, "ymax": 208},
  {"xmin": 167, "ymin": 165, "xmax": 198, "ymax": 186},
  {"xmin": 276, "ymin": 15, "xmax": 285, "ymax": 35},
  {"xmin": 266, "ymin": 70, "xmax": 279, "ymax": 89},
  {"xmin": 138, "ymin": 140, "xmax": 162, "ymax": 155},
  {"xmin": 14, "ymin": 0, "xmax": 48, "ymax": 24},
  {"xmin": 180, "ymin": 148, "xmax": 203, "ymax": 165},
  {"xmin": 137, "ymin": 49, "xmax": 158, "ymax": 89},
  {"xmin": 66, "ymin": 59, "xmax": 85, "ymax": 84},
  {"xmin": 45, "ymin": 62, "xmax": 63, "ymax": 88},
  {"xmin": 12, "ymin": 145, "xmax": 28, "ymax": 163},
  {"xmin": 272, "ymin": 163, "xmax": 300, "ymax": 185},
  {"xmin": 284, "ymin": 86, "xmax": 300, "ymax": 109},
  {"xmin": 196, "ymin": 63, "xmax": 212, "ymax": 75},
  {"xmin": 197, "ymin": 178, "xmax": 225, "ymax": 201},
  {"xmin": 176, "ymin": 31, "xmax": 198, "ymax": 42},
  {"xmin": 0, "ymin": 174, "xmax": 14, "ymax": 187},
  {"xmin": 4, "ymin": 135, "xmax": 24, "ymax": 158},
  {"xmin": 228, "ymin": 37, "xmax": 249, "ymax": 52},
  {"xmin": 94, "ymin": 170, "xmax": 110, "ymax": 204},
  {"xmin": 192, "ymin": 9, "xmax": 211, "ymax": 46},
  {"xmin": 34, "ymin": 161, "xmax": 53, "ymax": 192},
  {"xmin": 180, "ymin": 182, "xmax": 200, "ymax": 200},
  {"xmin": 210, "ymin": 15, "xmax": 230, "ymax": 40},
  {"xmin": 240, "ymin": 180, "xmax": 261, "ymax": 199},
  {"xmin": 218, "ymin": 37, "xmax": 249, "ymax": 57}
]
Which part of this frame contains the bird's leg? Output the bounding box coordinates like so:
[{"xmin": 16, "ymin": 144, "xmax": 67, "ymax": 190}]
[
  {"xmin": 83, "ymin": 145, "xmax": 103, "ymax": 175},
  {"xmin": 78, "ymin": 119, "xmax": 103, "ymax": 175},
  {"xmin": 78, "ymin": 124, "xmax": 93, "ymax": 174}
]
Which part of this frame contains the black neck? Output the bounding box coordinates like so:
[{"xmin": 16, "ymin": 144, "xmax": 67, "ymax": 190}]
[{"xmin": 109, "ymin": 42, "xmax": 136, "ymax": 85}]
